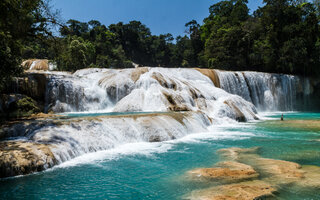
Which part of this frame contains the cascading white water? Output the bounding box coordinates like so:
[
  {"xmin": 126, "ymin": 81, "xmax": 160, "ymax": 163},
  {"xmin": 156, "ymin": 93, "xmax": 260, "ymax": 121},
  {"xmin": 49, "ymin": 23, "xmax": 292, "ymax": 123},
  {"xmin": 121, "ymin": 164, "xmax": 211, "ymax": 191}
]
[
  {"xmin": 2, "ymin": 66, "xmax": 313, "ymax": 176},
  {"xmin": 25, "ymin": 112, "xmax": 211, "ymax": 164},
  {"xmin": 0, "ymin": 67, "xmax": 260, "ymax": 169},
  {"xmin": 216, "ymin": 70, "xmax": 300, "ymax": 111},
  {"xmin": 45, "ymin": 68, "xmax": 258, "ymax": 121},
  {"xmin": 214, "ymin": 71, "xmax": 252, "ymax": 102},
  {"xmin": 45, "ymin": 69, "xmax": 113, "ymax": 112}
]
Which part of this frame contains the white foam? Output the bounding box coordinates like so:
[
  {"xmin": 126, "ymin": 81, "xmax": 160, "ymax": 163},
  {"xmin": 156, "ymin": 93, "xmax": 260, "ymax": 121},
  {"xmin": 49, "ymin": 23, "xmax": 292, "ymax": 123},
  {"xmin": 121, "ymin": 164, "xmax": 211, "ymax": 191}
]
[
  {"xmin": 170, "ymin": 126, "xmax": 255, "ymax": 143},
  {"xmin": 51, "ymin": 124, "xmax": 256, "ymax": 169},
  {"xmin": 54, "ymin": 142, "xmax": 173, "ymax": 168}
]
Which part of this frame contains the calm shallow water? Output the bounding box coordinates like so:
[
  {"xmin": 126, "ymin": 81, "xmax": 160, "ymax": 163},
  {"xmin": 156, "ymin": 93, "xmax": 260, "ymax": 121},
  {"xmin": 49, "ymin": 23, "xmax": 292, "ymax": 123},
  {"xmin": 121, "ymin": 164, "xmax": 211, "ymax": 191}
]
[
  {"xmin": 59, "ymin": 111, "xmax": 168, "ymax": 118},
  {"xmin": 1, "ymin": 112, "xmax": 320, "ymax": 199}
]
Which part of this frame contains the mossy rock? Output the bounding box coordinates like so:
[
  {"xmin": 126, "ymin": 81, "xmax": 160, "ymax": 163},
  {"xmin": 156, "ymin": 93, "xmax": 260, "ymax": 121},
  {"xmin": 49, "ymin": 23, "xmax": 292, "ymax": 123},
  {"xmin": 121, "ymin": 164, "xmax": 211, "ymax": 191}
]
[
  {"xmin": 2, "ymin": 95, "xmax": 41, "ymax": 119},
  {"xmin": 16, "ymin": 96, "xmax": 40, "ymax": 114}
]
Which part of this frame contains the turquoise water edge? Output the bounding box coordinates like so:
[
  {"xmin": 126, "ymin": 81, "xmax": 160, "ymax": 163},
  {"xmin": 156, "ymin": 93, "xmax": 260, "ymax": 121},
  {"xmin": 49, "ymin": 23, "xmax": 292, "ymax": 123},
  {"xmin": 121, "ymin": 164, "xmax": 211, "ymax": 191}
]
[{"xmin": 1, "ymin": 112, "xmax": 320, "ymax": 199}]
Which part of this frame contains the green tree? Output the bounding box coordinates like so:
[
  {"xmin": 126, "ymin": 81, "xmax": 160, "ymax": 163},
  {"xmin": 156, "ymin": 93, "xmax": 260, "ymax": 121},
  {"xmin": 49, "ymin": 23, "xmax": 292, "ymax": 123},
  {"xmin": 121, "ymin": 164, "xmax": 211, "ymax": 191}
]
[
  {"xmin": 253, "ymin": 0, "xmax": 320, "ymax": 75},
  {"xmin": 184, "ymin": 20, "xmax": 203, "ymax": 67},
  {"xmin": 202, "ymin": 0, "xmax": 250, "ymax": 70},
  {"xmin": 59, "ymin": 37, "xmax": 95, "ymax": 71},
  {"xmin": 0, "ymin": 0, "xmax": 60, "ymax": 91}
]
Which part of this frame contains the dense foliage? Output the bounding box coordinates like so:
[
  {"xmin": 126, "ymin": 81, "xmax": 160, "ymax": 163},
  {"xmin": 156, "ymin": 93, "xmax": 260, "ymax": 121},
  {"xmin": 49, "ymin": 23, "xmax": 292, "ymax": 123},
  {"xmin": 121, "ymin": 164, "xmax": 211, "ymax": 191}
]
[
  {"xmin": 0, "ymin": 0, "xmax": 59, "ymax": 91},
  {"xmin": 1, "ymin": 0, "xmax": 320, "ymax": 91},
  {"xmin": 201, "ymin": 0, "xmax": 320, "ymax": 76}
]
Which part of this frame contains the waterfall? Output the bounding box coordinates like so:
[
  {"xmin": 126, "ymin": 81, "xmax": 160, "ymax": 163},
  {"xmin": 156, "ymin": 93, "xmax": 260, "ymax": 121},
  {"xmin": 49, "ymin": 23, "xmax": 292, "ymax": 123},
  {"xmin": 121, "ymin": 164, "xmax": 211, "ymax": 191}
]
[
  {"xmin": 216, "ymin": 70, "xmax": 301, "ymax": 111},
  {"xmin": 2, "ymin": 66, "xmax": 318, "ymax": 177},
  {"xmin": 44, "ymin": 68, "xmax": 258, "ymax": 122},
  {"xmin": 45, "ymin": 70, "xmax": 113, "ymax": 113},
  {"xmin": 214, "ymin": 71, "xmax": 251, "ymax": 102},
  {"xmin": 14, "ymin": 67, "xmax": 262, "ymax": 168},
  {"xmin": 44, "ymin": 68, "xmax": 307, "ymax": 113},
  {"xmin": 9, "ymin": 67, "xmax": 313, "ymax": 113},
  {"xmin": 1, "ymin": 67, "xmax": 261, "ymax": 177},
  {"xmin": 1, "ymin": 112, "xmax": 210, "ymax": 168}
]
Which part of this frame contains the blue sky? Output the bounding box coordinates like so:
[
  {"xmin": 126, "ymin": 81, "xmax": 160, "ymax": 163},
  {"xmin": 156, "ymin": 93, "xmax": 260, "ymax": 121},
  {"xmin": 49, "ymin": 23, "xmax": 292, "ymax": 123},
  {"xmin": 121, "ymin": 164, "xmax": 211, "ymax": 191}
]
[{"xmin": 52, "ymin": 0, "xmax": 263, "ymax": 37}]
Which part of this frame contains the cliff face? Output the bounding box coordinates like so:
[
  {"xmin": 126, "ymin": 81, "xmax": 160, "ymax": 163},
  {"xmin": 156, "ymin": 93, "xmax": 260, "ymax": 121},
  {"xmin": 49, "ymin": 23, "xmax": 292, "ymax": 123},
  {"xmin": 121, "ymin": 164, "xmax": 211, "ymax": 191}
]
[
  {"xmin": 0, "ymin": 73, "xmax": 48, "ymax": 120},
  {"xmin": 10, "ymin": 73, "xmax": 48, "ymax": 102}
]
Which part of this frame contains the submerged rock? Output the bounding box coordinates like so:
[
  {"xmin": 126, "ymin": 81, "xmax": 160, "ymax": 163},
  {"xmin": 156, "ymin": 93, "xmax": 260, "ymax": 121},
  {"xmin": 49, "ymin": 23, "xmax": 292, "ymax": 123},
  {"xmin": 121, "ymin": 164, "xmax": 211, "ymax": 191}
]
[
  {"xmin": 261, "ymin": 119, "xmax": 320, "ymax": 132},
  {"xmin": 224, "ymin": 147, "xmax": 320, "ymax": 186},
  {"xmin": 253, "ymin": 158, "xmax": 320, "ymax": 188},
  {"xmin": 217, "ymin": 147, "xmax": 308, "ymax": 185},
  {"xmin": 217, "ymin": 147, "xmax": 260, "ymax": 161},
  {"xmin": 254, "ymin": 158, "xmax": 305, "ymax": 185},
  {"xmin": 186, "ymin": 147, "xmax": 320, "ymax": 199},
  {"xmin": 188, "ymin": 161, "xmax": 259, "ymax": 183},
  {"xmin": 299, "ymin": 165, "xmax": 320, "ymax": 188},
  {"xmin": 188, "ymin": 180, "xmax": 276, "ymax": 200},
  {"xmin": 278, "ymin": 150, "xmax": 320, "ymax": 163}
]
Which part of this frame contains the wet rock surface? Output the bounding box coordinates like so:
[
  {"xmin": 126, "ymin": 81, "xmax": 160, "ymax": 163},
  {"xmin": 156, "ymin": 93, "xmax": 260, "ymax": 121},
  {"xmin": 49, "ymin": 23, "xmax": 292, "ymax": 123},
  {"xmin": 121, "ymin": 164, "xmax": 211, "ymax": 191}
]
[
  {"xmin": 2, "ymin": 68, "xmax": 261, "ymax": 121},
  {"xmin": 0, "ymin": 111, "xmax": 210, "ymax": 178},
  {"xmin": 0, "ymin": 94, "xmax": 42, "ymax": 120},
  {"xmin": 188, "ymin": 161, "xmax": 259, "ymax": 183},
  {"xmin": 22, "ymin": 59, "xmax": 49, "ymax": 70},
  {"xmin": 0, "ymin": 141, "xmax": 56, "ymax": 178},
  {"xmin": 195, "ymin": 68, "xmax": 220, "ymax": 88},
  {"xmin": 11, "ymin": 73, "xmax": 48, "ymax": 102},
  {"xmin": 188, "ymin": 180, "xmax": 276, "ymax": 200}
]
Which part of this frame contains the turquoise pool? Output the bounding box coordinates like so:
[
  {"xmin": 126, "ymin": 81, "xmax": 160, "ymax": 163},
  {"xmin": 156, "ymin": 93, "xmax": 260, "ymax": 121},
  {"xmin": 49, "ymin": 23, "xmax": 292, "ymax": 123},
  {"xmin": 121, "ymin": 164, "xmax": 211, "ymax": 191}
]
[{"xmin": 1, "ymin": 112, "xmax": 319, "ymax": 199}]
